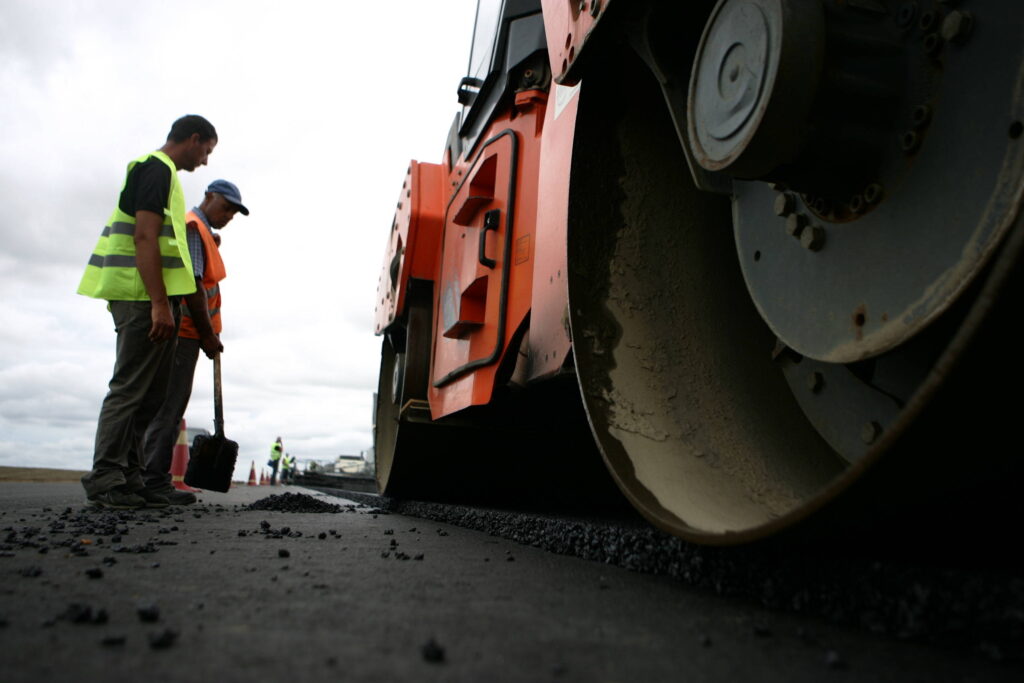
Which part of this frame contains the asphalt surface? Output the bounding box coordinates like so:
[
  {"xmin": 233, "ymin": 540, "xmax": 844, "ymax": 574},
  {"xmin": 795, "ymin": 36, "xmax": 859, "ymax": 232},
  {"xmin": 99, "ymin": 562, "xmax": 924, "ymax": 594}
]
[
  {"xmin": 319, "ymin": 488, "xmax": 1024, "ymax": 663},
  {"xmin": 1, "ymin": 482, "xmax": 1020, "ymax": 682}
]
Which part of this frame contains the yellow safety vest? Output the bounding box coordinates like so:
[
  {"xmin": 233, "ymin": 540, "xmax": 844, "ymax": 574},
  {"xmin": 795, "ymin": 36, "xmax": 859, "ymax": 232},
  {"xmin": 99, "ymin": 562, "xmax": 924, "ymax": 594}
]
[{"xmin": 77, "ymin": 151, "xmax": 196, "ymax": 301}]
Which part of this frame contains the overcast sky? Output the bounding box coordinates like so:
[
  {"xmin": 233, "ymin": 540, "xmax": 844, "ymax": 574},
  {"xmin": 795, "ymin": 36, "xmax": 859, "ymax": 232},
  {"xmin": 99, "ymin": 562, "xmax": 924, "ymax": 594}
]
[{"xmin": 0, "ymin": 0, "xmax": 478, "ymax": 476}]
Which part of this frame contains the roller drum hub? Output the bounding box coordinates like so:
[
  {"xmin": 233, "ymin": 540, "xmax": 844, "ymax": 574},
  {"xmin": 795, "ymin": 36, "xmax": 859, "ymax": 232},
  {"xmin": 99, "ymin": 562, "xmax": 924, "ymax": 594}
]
[{"xmin": 689, "ymin": 0, "xmax": 824, "ymax": 179}]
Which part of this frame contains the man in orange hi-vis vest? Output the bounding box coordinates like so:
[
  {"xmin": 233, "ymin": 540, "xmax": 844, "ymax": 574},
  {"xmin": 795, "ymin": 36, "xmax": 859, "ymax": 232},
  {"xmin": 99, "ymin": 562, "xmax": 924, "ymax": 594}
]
[{"xmin": 140, "ymin": 179, "xmax": 249, "ymax": 504}]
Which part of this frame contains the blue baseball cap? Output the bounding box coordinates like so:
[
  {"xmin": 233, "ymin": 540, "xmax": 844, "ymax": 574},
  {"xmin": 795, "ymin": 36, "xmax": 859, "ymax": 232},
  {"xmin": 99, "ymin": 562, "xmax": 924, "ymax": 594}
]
[{"xmin": 206, "ymin": 179, "xmax": 249, "ymax": 215}]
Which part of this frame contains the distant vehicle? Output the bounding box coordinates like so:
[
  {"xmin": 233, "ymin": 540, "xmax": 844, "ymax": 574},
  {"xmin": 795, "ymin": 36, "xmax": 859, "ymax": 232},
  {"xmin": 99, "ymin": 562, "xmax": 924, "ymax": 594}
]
[
  {"xmin": 334, "ymin": 455, "xmax": 371, "ymax": 477},
  {"xmin": 184, "ymin": 426, "xmax": 210, "ymax": 449}
]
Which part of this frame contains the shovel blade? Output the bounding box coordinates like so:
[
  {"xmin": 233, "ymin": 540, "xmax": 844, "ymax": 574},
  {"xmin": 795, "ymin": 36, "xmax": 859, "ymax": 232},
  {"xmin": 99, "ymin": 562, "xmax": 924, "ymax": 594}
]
[{"xmin": 185, "ymin": 433, "xmax": 238, "ymax": 493}]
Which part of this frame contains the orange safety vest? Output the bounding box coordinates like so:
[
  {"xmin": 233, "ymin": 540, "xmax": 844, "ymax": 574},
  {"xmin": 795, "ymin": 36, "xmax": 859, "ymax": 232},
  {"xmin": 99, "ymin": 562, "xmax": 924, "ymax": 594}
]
[{"xmin": 180, "ymin": 209, "xmax": 226, "ymax": 339}]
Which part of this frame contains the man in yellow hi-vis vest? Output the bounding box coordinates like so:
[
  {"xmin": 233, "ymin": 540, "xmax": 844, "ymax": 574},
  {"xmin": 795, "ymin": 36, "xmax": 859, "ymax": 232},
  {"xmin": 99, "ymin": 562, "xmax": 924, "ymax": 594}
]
[
  {"xmin": 269, "ymin": 438, "xmax": 284, "ymax": 485},
  {"xmin": 78, "ymin": 115, "xmax": 219, "ymax": 510}
]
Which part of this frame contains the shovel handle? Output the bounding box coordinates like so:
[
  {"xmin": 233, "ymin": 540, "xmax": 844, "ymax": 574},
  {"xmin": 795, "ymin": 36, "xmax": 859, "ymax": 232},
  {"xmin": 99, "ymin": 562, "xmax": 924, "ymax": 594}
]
[{"xmin": 213, "ymin": 353, "xmax": 225, "ymax": 437}]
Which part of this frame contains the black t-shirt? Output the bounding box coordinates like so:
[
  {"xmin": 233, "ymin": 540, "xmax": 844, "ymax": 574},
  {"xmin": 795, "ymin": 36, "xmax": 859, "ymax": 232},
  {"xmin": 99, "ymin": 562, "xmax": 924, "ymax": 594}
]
[{"xmin": 118, "ymin": 156, "xmax": 171, "ymax": 216}]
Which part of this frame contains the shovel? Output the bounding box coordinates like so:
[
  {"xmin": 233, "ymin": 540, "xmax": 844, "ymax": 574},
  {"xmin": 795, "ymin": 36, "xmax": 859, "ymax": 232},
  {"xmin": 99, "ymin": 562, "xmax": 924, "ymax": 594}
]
[{"xmin": 185, "ymin": 354, "xmax": 238, "ymax": 492}]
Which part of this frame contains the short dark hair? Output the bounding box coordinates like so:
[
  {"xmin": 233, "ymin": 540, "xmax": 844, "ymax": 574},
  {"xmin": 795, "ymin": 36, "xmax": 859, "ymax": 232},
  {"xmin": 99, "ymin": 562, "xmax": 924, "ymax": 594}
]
[{"xmin": 167, "ymin": 115, "xmax": 217, "ymax": 143}]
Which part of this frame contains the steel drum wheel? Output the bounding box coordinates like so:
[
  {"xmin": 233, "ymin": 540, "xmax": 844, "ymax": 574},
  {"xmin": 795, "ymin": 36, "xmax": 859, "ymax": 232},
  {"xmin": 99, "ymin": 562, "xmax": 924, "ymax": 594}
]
[
  {"xmin": 374, "ymin": 287, "xmax": 434, "ymax": 496},
  {"xmin": 374, "ymin": 336, "xmax": 407, "ymax": 494},
  {"xmin": 567, "ymin": 4, "xmax": 1024, "ymax": 543}
]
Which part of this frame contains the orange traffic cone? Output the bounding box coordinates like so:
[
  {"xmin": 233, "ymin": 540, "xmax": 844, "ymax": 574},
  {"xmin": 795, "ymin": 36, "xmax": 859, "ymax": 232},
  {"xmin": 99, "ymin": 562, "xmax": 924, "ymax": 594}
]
[
  {"xmin": 171, "ymin": 419, "xmax": 200, "ymax": 492},
  {"xmin": 258, "ymin": 469, "xmax": 265, "ymax": 486},
  {"xmin": 247, "ymin": 462, "xmax": 257, "ymax": 486}
]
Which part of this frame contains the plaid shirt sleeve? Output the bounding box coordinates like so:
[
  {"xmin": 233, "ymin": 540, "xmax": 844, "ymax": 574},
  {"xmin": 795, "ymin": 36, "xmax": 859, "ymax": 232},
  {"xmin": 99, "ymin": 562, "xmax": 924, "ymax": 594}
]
[{"xmin": 186, "ymin": 222, "xmax": 205, "ymax": 278}]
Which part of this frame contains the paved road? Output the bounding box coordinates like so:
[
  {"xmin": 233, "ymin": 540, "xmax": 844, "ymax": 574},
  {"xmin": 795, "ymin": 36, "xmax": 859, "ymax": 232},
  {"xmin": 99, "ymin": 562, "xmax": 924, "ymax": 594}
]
[{"xmin": 0, "ymin": 482, "xmax": 1017, "ymax": 682}]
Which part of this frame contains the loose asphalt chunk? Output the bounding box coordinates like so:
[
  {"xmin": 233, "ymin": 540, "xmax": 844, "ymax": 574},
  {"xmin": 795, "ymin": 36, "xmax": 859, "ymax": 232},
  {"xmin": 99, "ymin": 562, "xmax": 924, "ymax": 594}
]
[
  {"xmin": 421, "ymin": 637, "xmax": 446, "ymax": 663},
  {"xmin": 60, "ymin": 604, "xmax": 108, "ymax": 625},
  {"xmin": 148, "ymin": 628, "xmax": 179, "ymax": 649},
  {"xmin": 246, "ymin": 492, "xmax": 344, "ymax": 514},
  {"xmin": 136, "ymin": 604, "xmax": 160, "ymax": 623}
]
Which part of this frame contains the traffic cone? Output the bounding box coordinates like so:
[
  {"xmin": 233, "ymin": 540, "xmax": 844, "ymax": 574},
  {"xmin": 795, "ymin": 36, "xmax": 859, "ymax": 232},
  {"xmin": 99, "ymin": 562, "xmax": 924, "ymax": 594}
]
[
  {"xmin": 247, "ymin": 462, "xmax": 257, "ymax": 486},
  {"xmin": 259, "ymin": 469, "xmax": 265, "ymax": 486},
  {"xmin": 171, "ymin": 419, "xmax": 200, "ymax": 492}
]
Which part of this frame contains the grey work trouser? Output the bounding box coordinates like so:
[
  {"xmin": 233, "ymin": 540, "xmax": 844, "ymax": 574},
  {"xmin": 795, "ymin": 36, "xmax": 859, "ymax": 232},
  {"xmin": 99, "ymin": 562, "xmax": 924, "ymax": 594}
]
[
  {"xmin": 81, "ymin": 300, "xmax": 180, "ymax": 497},
  {"xmin": 142, "ymin": 337, "xmax": 200, "ymax": 489}
]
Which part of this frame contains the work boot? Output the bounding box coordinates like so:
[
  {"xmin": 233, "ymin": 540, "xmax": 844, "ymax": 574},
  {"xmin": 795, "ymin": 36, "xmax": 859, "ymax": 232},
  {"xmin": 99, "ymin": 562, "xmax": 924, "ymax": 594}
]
[
  {"xmin": 87, "ymin": 489, "xmax": 146, "ymax": 510},
  {"xmin": 147, "ymin": 483, "xmax": 197, "ymax": 506},
  {"xmin": 134, "ymin": 488, "xmax": 171, "ymax": 509}
]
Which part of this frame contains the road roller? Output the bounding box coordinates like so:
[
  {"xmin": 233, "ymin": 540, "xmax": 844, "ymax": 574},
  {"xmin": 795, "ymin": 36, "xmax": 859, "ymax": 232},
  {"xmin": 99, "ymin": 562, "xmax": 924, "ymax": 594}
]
[{"xmin": 374, "ymin": 0, "xmax": 1024, "ymax": 544}]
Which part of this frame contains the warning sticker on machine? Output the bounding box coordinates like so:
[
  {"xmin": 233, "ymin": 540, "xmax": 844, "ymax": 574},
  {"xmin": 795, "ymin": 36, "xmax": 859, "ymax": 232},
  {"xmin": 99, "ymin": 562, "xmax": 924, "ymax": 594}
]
[{"xmin": 554, "ymin": 82, "xmax": 581, "ymax": 120}]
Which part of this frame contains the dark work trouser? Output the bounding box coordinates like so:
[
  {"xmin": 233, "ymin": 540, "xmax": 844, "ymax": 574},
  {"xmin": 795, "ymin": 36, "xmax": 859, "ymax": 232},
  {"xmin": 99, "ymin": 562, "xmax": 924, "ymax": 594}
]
[
  {"xmin": 141, "ymin": 337, "xmax": 201, "ymax": 489},
  {"xmin": 81, "ymin": 300, "xmax": 180, "ymax": 497}
]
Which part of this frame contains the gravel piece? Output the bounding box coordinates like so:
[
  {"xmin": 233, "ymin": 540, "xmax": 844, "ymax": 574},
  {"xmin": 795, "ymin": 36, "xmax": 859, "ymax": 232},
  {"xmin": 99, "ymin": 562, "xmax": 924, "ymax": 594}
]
[
  {"xmin": 278, "ymin": 549, "xmax": 290, "ymax": 558},
  {"xmin": 114, "ymin": 543, "xmax": 158, "ymax": 554},
  {"xmin": 85, "ymin": 568, "xmax": 104, "ymax": 579},
  {"xmin": 60, "ymin": 604, "xmax": 107, "ymax": 625},
  {"xmin": 101, "ymin": 635, "xmax": 126, "ymax": 647},
  {"xmin": 148, "ymin": 628, "xmax": 179, "ymax": 649},
  {"xmin": 421, "ymin": 638, "xmax": 446, "ymax": 663},
  {"xmin": 19, "ymin": 566, "xmax": 42, "ymax": 578},
  {"xmin": 137, "ymin": 604, "xmax": 160, "ymax": 623}
]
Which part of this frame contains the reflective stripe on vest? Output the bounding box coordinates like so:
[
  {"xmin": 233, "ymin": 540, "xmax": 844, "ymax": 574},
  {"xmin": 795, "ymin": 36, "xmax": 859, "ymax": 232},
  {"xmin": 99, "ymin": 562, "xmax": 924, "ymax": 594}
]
[
  {"xmin": 179, "ymin": 209, "xmax": 227, "ymax": 339},
  {"xmin": 77, "ymin": 151, "xmax": 195, "ymax": 301}
]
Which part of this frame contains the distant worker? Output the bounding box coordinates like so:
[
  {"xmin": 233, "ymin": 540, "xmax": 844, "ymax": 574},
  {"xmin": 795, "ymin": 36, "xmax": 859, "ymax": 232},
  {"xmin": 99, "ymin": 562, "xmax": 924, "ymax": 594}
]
[
  {"xmin": 269, "ymin": 437, "xmax": 283, "ymax": 484},
  {"xmin": 141, "ymin": 180, "xmax": 249, "ymax": 504},
  {"xmin": 281, "ymin": 452, "xmax": 296, "ymax": 484},
  {"xmin": 78, "ymin": 115, "xmax": 218, "ymax": 510}
]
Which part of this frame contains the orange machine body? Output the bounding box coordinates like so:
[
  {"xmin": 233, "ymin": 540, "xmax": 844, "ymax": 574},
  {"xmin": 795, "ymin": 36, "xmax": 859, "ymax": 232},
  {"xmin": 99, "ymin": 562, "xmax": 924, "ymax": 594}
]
[
  {"xmin": 374, "ymin": 162, "xmax": 446, "ymax": 334},
  {"xmin": 375, "ymin": 62, "xmax": 583, "ymax": 421}
]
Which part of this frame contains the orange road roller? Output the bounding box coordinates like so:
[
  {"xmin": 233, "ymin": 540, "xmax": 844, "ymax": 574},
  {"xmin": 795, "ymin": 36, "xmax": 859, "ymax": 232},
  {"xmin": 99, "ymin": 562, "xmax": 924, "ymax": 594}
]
[{"xmin": 374, "ymin": 0, "xmax": 1024, "ymax": 544}]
